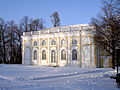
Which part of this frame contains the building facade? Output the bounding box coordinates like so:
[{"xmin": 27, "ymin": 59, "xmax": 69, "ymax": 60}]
[{"xmin": 22, "ymin": 24, "xmax": 112, "ymax": 68}]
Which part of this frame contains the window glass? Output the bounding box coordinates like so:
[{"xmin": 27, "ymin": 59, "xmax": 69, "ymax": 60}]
[
  {"xmin": 34, "ymin": 41, "xmax": 37, "ymax": 46},
  {"xmin": 42, "ymin": 40, "xmax": 46, "ymax": 45},
  {"xmin": 33, "ymin": 50, "xmax": 37, "ymax": 60},
  {"xmin": 72, "ymin": 49, "xmax": 77, "ymax": 60},
  {"xmin": 51, "ymin": 50, "xmax": 56, "ymax": 63},
  {"xmin": 72, "ymin": 39, "xmax": 77, "ymax": 45},
  {"xmin": 51, "ymin": 39, "xmax": 56, "ymax": 45},
  {"xmin": 61, "ymin": 49, "xmax": 66, "ymax": 60},
  {"xmin": 42, "ymin": 50, "xmax": 46, "ymax": 60},
  {"xmin": 61, "ymin": 39, "xmax": 66, "ymax": 45}
]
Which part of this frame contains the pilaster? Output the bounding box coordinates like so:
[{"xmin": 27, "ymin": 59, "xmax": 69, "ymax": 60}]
[
  {"xmin": 57, "ymin": 37, "xmax": 60, "ymax": 66},
  {"xmin": 68, "ymin": 35, "xmax": 71, "ymax": 66},
  {"xmin": 79, "ymin": 30, "xmax": 82, "ymax": 67},
  {"xmin": 48, "ymin": 37, "xmax": 50, "ymax": 65}
]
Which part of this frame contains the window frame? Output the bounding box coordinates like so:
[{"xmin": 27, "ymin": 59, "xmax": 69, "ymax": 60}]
[
  {"xmin": 61, "ymin": 49, "xmax": 66, "ymax": 60},
  {"xmin": 61, "ymin": 39, "xmax": 66, "ymax": 45},
  {"xmin": 33, "ymin": 41, "xmax": 38, "ymax": 46},
  {"xmin": 42, "ymin": 40, "xmax": 46, "ymax": 46},
  {"xmin": 33, "ymin": 50, "xmax": 37, "ymax": 60},
  {"xmin": 72, "ymin": 39, "xmax": 77, "ymax": 45},
  {"xmin": 42, "ymin": 50, "xmax": 46, "ymax": 60},
  {"xmin": 51, "ymin": 39, "xmax": 56, "ymax": 45},
  {"xmin": 72, "ymin": 49, "xmax": 77, "ymax": 60},
  {"xmin": 51, "ymin": 50, "xmax": 56, "ymax": 63}
]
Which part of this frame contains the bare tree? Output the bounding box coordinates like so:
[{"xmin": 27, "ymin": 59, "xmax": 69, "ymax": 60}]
[
  {"xmin": 0, "ymin": 18, "xmax": 7, "ymax": 63},
  {"xmin": 20, "ymin": 16, "xmax": 30, "ymax": 32},
  {"xmin": 0, "ymin": 15, "xmax": 46, "ymax": 64},
  {"xmin": 29, "ymin": 18, "xmax": 45, "ymax": 31},
  {"xmin": 50, "ymin": 12, "xmax": 60, "ymax": 27},
  {"xmin": 91, "ymin": 0, "xmax": 120, "ymax": 69},
  {"xmin": 14, "ymin": 24, "xmax": 23, "ymax": 64},
  {"xmin": 6, "ymin": 20, "xmax": 19, "ymax": 63},
  {"xmin": 38, "ymin": 18, "xmax": 45, "ymax": 30}
]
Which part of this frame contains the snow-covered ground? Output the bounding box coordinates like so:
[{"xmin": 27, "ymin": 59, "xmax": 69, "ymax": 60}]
[{"xmin": 0, "ymin": 64, "xmax": 119, "ymax": 90}]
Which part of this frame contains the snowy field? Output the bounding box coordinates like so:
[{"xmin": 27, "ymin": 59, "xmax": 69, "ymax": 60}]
[{"xmin": 0, "ymin": 64, "xmax": 119, "ymax": 90}]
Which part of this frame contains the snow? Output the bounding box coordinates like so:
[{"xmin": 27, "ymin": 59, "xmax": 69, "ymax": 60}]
[{"xmin": 0, "ymin": 64, "xmax": 119, "ymax": 90}]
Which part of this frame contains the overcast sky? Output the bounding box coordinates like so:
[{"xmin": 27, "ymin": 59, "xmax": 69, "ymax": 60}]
[{"xmin": 0, "ymin": 0, "xmax": 102, "ymax": 28}]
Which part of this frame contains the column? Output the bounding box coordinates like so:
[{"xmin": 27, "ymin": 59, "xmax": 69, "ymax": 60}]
[
  {"xmin": 48, "ymin": 37, "xmax": 50, "ymax": 65},
  {"xmin": 68, "ymin": 35, "xmax": 71, "ymax": 66},
  {"xmin": 38, "ymin": 32, "xmax": 41, "ymax": 65},
  {"xmin": 79, "ymin": 30, "xmax": 82, "ymax": 67},
  {"xmin": 30, "ymin": 32, "xmax": 32, "ymax": 65},
  {"xmin": 22, "ymin": 36, "xmax": 24, "ymax": 64},
  {"xmin": 91, "ymin": 35, "xmax": 95, "ymax": 67},
  {"xmin": 57, "ymin": 37, "xmax": 60, "ymax": 66}
]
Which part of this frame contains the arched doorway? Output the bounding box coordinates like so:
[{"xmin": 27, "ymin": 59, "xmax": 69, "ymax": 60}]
[
  {"xmin": 51, "ymin": 50, "xmax": 57, "ymax": 66},
  {"xmin": 24, "ymin": 48, "xmax": 31, "ymax": 65}
]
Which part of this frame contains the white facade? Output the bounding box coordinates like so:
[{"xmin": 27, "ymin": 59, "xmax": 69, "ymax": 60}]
[{"xmin": 22, "ymin": 24, "xmax": 97, "ymax": 67}]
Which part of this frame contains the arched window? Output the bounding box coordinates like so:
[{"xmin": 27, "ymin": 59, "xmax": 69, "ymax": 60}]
[
  {"xmin": 61, "ymin": 39, "xmax": 66, "ymax": 45},
  {"xmin": 83, "ymin": 46, "xmax": 91, "ymax": 60},
  {"xmin": 72, "ymin": 49, "xmax": 77, "ymax": 60},
  {"xmin": 72, "ymin": 39, "xmax": 77, "ymax": 45},
  {"xmin": 42, "ymin": 40, "xmax": 46, "ymax": 45},
  {"xmin": 51, "ymin": 50, "xmax": 56, "ymax": 63},
  {"xmin": 51, "ymin": 39, "xmax": 56, "ymax": 45},
  {"xmin": 33, "ymin": 50, "xmax": 37, "ymax": 60},
  {"xmin": 33, "ymin": 41, "xmax": 37, "ymax": 46},
  {"xmin": 61, "ymin": 49, "xmax": 66, "ymax": 60},
  {"xmin": 24, "ymin": 48, "xmax": 31, "ymax": 65},
  {"xmin": 42, "ymin": 50, "xmax": 46, "ymax": 60}
]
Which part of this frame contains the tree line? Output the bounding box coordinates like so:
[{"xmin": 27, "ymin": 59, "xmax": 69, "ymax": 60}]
[{"xmin": 0, "ymin": 12, "xmax": 60, "ymax": 64}]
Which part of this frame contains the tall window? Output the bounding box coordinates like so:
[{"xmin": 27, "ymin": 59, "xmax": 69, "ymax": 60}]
[
  {"xmin": 24, "ymin": 48, "xmax": 31, "ymax": 64},
  {"xmin": 51, "ymin": 50, "xmax": 56, "ymax": 63},
  {"xmin": 72, "ymin": 39, "xmax": 77, "ymax": 45},
  {"xmin": 61, "ymin": 49, "xmax": 66, "ymax": 60},
  {"xmin": 51, "ymin": 39, "xmax": 56, "ymax": 45},
  {"xmin": 33, "ymin": 50, "xmax": 37, "ymax": 60},
  {"xmin": 72, "ymin": 49, "xmax": 77, "ymax": 60},
  {"xmin": 42, "ymin": 50, "xmax": 46, "ymax": 60},
  {"xmin": 33, "ymin": 41, "xmax": 37, "ymax": 46},
  {"xmin": 83, "ymin": 46, "xmax": 91, "ymax": 60},
  {"xmin": 42, "ymin": 40, "xmax": 46, "ymax": 45},
  {"xmin": 61, "ymin": 39, "xmax": 66, "ymax": 45},
  {"xmin": 24, "ymin": 48, "xmax": 31, "ymax": 60}
]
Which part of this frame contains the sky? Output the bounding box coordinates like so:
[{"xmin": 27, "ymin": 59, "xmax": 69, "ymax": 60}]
[{"xmin": 0, "ymin": 0, "xmax": 102, "ymax": 28}]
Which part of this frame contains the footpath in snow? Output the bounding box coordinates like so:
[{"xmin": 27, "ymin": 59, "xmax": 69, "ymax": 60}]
[{"xmin": 0, "ymin": 64, "xmax": 119, "ymax": 90}]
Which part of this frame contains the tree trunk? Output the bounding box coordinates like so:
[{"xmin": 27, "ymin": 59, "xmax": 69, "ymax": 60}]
[
  {"xmin": 112, "ymin": 40, "xmax": 115, "ymax": 69},
  {"xmin": 3, "ymin": 30, "xmax": 6, "ymax": 64},
  {"xmin": 112, "ymin": 50, "xmax": 115, "ymax": 69}
]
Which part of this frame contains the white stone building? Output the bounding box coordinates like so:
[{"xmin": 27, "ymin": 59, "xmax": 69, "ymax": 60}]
[{"xmin": 22, "ymin": 24, "xmax": 112, "ymax": 68}]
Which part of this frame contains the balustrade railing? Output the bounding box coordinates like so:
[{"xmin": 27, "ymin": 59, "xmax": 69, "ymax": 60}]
[{"xmin": 23, "ymin": 25, "xmax": 92, "ymax": 36}]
